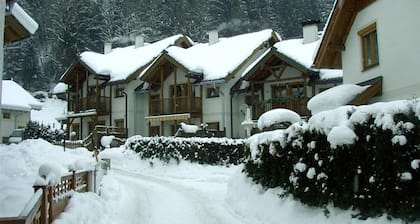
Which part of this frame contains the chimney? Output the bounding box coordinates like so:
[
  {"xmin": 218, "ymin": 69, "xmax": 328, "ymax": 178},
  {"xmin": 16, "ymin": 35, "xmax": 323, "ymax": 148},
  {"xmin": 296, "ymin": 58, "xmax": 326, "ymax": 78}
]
[
  {"xmin": 208, "ymin": 30, "xmax": 218, "ymax": 45},
  {"xmin": 135, "ymin": 35, "xmax": 144, "ymax": 48},
  {"xmin": 104, "ymin": 41, "xmax": 112, "ymax": 54},
  {"xmin": 302, "ymin": 19, "xmax": 320, "ymax": 44}
]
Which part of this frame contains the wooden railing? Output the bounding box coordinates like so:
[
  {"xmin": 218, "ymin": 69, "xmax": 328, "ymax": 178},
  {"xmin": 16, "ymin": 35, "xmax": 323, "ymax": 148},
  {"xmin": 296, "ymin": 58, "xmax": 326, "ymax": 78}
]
[
  {"xmin": 250, "ymin": 97, "xmax": 309, "ymax": 119},
  {"xmin": 150, "ymin": 96, "xmax": 202, "ymax": 115},
  {"xmin": 0, "ymin": 160, "xmax": 110, "ymax": 224},
  {"xmin": 55, "ymin": 125, "xmax": 127, "ymax": 151},
  {"xmin": 68, "ymin": 96, "xmax": 111, "ymax": 115}
]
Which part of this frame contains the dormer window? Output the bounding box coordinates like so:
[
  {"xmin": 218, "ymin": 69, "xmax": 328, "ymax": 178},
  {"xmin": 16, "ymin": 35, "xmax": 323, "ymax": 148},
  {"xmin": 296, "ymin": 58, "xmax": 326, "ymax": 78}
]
[{"xmin": 359, "ymin": 23, "xmax": 379, "ymax": 70}]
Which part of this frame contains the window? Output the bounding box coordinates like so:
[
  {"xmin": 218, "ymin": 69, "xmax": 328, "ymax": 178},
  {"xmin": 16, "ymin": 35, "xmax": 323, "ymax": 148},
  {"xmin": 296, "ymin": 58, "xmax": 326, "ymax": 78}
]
[
  {"xmin": 115, "ymin": 86, "xmax": 124, "ymax": 98},
  {"xmin": 206, "ymin": 87, "xmax": 219, "ymax": 98},
  {"xmin": 3, "ymin": 112, "xmax": 10, "ymax": 119},
  {"xmin": 358, "ymin": 23, "xmax": 379, "ymax": 70},
  {"xmin": 115, "ymin": 119, "xmax": 124, "ymax": 128},
  {"xmin": 150, "ymin": 126, "xmax": 160, "ymax": 136},
  {"xmin": 207, "ymin": 122, "xmax": 220, "ymax": 131},
  {"xmin": 88, "ymin": 86, "xmax": 97, "ymax": 96}
]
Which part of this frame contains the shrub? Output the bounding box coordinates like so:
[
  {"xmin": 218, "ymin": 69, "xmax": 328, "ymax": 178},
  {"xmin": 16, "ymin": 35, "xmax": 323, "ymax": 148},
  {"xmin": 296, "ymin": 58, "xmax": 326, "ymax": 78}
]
[
  {"xmin": 244, "ymin": 101, "xmax": 420, "ymax": 221},
  {"xmin": 125, "ymin": 136, "xmax": 246, "ymax": 166}
]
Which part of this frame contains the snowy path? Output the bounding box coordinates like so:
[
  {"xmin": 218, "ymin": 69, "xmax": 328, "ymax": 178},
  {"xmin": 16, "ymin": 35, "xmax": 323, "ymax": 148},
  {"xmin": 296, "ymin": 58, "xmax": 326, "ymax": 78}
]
[{"xmin": 110, "ymin": 169, "xmax": 251, "ymax": 224}]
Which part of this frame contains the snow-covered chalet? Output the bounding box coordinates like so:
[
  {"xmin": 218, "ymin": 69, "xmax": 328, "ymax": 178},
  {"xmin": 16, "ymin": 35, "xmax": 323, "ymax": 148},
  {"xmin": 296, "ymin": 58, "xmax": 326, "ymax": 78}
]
[
  {"xmin": 59, "ymin": 35, "xmax": 193, "ymax": 140},
  {"xmin": 138, "ymin": 29, "xmax": 280, "ymax": 138},
  {"xmin": 313, "ymin": 0, "xmax": 420, "ymax": 103},
  {"xmin": 1, "ymin": 80, "xmax": 42, "ymax": 143},
  {"xmin": 231, "ymin": 21, "xmax": 342, "ymax": 125}
]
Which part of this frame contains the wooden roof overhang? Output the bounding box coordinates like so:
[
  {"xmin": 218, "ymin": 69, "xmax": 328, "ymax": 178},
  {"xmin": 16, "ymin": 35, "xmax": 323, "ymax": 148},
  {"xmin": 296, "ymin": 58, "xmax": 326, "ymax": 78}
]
[
  {"xmin": 349, "ymin": 76, "xmax": 382, "ymax": 105},
  {"xmin": 232, "ymin": 47, "xmax": 316, "ymax": 94},
  {"xmin": 5, "ymin": 13, "xmax": 30, "ymax": 43},
  {"xmin": 313, "ymin": 0, "xmax": 376, "ymax": 69},
  {"xmin": 113, "ymin": 35, "xmax": 194, "ymax": 86},
  {"xmin": 139, "ymin": 52, "xmax": 191, "ymax": 84},
  {"xmin": 60, "ymin": 59, "xmax": 110, "ymax": 86},
  {"xmin": 224, "ymin": 31, "xmax": 281, "ymax": 82}
]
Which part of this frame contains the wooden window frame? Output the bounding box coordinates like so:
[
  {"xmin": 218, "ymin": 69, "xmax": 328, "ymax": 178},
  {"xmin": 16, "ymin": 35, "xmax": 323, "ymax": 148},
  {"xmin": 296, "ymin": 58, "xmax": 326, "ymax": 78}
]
[
  {"xmin": 358, "ymin": 22, "xmax": 379, "ymax": 71},
  {"xmin": 3, "ymin": 112, "xmax": 11, "ymax": 119},
  {"xmin": 114, "ymin": 119, "xmax": 125, "ymax": 128},
  {"xmin": 207, "ymin": 122, "xmax": 220, "ymax": 131},
  {"xmin": 115, "ymin": 86, "xmax": 125, "ymax": 98},
  {"xmin": 206, "ymin": 87, "xmax": 220, "ymax": 98}
]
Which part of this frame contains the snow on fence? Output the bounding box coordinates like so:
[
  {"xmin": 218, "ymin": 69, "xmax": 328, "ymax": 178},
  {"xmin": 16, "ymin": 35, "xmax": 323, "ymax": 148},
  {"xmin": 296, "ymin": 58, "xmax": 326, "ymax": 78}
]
[{"xmin": 0, "ymin": 160, "xmax": 110, "ymax": 224}]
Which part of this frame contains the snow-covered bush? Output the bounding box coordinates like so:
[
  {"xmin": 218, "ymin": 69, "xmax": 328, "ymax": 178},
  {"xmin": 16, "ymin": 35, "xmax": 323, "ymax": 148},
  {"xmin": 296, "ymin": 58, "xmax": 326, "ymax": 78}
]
[
  {"xmin": 245, "ymin": 99, "xmax": 420, "ymax": 221},
  {"xmin": 125, "ymin": 136, "xmax": 245, "ymax": 166},
  {"xmin": 24, "ymin": 121, "xmax": 66, "ymax": 143}
]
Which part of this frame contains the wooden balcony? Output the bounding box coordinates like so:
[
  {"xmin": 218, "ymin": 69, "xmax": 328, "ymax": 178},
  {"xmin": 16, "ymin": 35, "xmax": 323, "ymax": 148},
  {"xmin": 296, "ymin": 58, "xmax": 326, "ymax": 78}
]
[
  {"xmin": 69, "ymin": 96, "xmax": 110, "ymax": 115},
  {"xmin": 250, "ymin": 97, "xmax": 309, "ymax": 119},
  {"xmin": 150, "ymin": 96, "xmax": 202, "ymax": 116}
]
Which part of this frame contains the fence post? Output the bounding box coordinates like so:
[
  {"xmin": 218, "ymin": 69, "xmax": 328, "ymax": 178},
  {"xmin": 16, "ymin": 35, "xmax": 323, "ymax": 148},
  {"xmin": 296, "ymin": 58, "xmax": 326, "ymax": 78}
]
[
  {"xmin": 72, "ymin": 170, "xmax": 76, "ymax": 190},
  {"xmin": 48, "ymin": 186, "xmax": 53, "ymax": 224},
  {"xmin": 33, "ymin": 185, "xmax": 48, "ymax": 224}
]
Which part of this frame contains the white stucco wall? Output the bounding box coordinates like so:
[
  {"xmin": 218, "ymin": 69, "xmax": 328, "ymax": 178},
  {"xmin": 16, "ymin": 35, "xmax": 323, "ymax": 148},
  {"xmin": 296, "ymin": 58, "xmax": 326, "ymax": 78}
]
[
  {"xmin": 0, "ymin": 110, "xmax": 30, "ymax": 143},
  {"xmin": 342, "ymin": 0, "xmax": 420, "ymax": 102}
]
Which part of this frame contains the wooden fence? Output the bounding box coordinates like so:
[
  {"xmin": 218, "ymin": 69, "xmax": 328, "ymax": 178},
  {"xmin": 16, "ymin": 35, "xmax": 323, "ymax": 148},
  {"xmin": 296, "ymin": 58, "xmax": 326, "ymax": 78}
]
[{"xmin": 0, "ymin": 159, "xmax": 110, "ymax": 224}]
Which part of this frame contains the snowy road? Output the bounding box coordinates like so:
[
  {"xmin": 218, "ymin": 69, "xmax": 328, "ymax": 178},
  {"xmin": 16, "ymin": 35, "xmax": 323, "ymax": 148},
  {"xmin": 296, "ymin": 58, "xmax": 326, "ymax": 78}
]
[{"xmin": 110, "ymin": 168, "xmax": 251, "ymax": 224}]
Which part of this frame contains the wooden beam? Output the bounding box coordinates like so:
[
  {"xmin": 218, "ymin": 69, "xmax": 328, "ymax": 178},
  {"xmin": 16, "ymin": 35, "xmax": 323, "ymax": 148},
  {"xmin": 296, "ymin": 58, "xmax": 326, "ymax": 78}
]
[{"xmin": 160, "ymin": 68, "xmax": 164, "ymax": 114}]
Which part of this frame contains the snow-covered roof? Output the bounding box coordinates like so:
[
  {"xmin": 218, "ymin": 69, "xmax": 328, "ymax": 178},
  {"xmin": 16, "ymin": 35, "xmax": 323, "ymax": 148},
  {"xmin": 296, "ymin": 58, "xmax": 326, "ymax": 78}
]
[
  {"xmin": 1, "ymin": 80, "xmax": 42, "ymax": 111},
  {"xmin": 141, "ymin": 29, "xmax": 280, "ymax": 82},
  {"xmin": 274, "ymin": 38, "xmax": 342, "ymax": 80},
  {"xmin": 307, "ymin": 84, "xmax": 370, "ymax": 115},
  {"xmin": 80, "ymin": 34, "xmax": 189, "ymax": 82},
  {"xmin": 241, "ymin": 37, "xmax": 342, "ymax": 81},
  {"xmin": 52, "ymin": 82, "xmax": 68, "ymax": 94},
  {"xmin": 8, "ymin": 3, "xmax": 39, "ymax": 35}
]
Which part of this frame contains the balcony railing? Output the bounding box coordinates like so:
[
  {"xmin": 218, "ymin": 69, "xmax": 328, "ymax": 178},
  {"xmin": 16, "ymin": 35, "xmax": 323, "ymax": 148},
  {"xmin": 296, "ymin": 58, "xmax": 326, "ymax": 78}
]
[
  {"xmin": 150, "ymin": 96, "xmax": 202, "ymax": 116},
  {"xmin": 69, "ymin": 96, "xmax": 111, "ymax": 115},
  {"xmin": 250, "ymin": 97, "xmax": 309, "ymax": 119}
]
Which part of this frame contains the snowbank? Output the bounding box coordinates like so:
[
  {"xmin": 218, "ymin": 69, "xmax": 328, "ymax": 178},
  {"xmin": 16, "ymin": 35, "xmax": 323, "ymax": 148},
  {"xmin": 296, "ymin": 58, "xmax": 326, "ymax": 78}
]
[{"xmin": 257, "ymin": 108, "xmax": 301, "ymax": 130}]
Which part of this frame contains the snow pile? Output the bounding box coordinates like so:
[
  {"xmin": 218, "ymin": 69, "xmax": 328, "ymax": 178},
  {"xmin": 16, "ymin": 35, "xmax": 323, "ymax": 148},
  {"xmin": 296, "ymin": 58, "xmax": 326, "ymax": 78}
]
[
  {"xmin": 101, "ymin": 136, "xmax": 115, "ymax": 148},
  {"xmin": 179, "ymin": 122, "xmax": 199, "ymax": 133},
  {"xmin": 257, "ymin": 108, "xmax": 301, "ymax": 130},
  {"xmin": 307, "ymin": 84, "xmax": 369, "ymax": 115},
  {"xmin": 53, "ymin": 192, "xmax": 111, "ymax": 224},
  {"xmin": 0, "ymin": 139, "xmax": 95, "ymax": 216},
  {"xmin": 37, "ymin": 162, "xmax": 65, "ymax": 185},
  {"xmin": 52, "ymin": 82, "xmax": 68, "ymax": 94}
]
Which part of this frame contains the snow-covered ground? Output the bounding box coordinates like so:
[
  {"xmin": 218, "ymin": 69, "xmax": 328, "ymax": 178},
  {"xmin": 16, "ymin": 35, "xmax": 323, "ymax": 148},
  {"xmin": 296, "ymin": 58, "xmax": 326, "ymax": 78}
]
[{"xmin": 1, "ymin": 140, "xmax": 417, "ymax": 224}]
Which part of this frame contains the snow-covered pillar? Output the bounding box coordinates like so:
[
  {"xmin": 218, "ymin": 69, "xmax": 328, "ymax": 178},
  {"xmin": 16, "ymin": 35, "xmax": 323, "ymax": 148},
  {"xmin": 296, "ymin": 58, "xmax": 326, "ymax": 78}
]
[
  {"xmin": 0, "ymin": 0, "xmax": 5, "ymax": 135},
  {"xmin": 135, "ymin": 35, "xmax": 144, "ymax": 48},
  {"xmin": 104, "ymin": 41, "xmax": 112, "ymax": 54},
  {"xmin": 208, "ymin": 30, "xmax": 218, "ymax": 45}
]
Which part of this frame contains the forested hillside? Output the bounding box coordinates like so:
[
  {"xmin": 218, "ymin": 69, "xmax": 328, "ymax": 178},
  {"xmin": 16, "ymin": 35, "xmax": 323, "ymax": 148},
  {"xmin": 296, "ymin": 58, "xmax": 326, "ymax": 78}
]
[{"xmin": 4, "ymin": 0, "xmax": 334, "ymax": 91}]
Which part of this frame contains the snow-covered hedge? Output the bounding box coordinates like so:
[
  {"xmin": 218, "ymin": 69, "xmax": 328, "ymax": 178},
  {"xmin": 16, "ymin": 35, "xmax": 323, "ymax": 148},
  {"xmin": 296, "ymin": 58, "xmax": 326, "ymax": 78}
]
[
  {"xmin": 125, "ymin": 136, "xmax": 246, "ymax": 166},
  {"xmin": 24, "ymin": 121, "xmax": 65, "ymax": 143},
  {"xmin": 245, "ymin": 99, "xmax": 420, "ymax": 221}
]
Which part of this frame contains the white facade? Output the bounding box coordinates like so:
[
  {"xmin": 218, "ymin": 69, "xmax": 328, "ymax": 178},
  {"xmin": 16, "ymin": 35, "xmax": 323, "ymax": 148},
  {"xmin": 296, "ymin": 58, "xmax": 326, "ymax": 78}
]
[
  {"xmin": 1, "ymin": 110, "xmax": 30, "ymax": 143},
  {"xmin": 342, "ymin": 0, "xmax": 420, "ymax": 102}
]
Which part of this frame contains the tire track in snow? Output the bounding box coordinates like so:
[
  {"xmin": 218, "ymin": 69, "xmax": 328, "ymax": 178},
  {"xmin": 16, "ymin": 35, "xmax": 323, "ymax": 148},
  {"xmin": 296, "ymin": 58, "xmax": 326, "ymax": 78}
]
[{"xmin": 112, "ymin": 169, "xmax": 252, "ymax": 224}]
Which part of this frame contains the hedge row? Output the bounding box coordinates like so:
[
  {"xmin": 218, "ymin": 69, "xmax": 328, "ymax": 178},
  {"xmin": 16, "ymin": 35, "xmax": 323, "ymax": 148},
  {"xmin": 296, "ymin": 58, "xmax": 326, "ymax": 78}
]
[
  {"xmin": 245, "ymin": 110, "xmax": 420, "ymax": 221},
  {"xmin": 125, "ymin": 136, "xmax": 246, "ymax": 166}
]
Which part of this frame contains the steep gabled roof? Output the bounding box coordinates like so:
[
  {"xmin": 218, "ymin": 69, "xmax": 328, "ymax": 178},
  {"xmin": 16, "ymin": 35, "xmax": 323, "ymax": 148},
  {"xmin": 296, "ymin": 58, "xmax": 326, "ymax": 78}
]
[
  {"xmin": 239, "ymin": 37, "xmax": 342, "ymax": 87},
  {"xmin": 1, "ymin": 80, "xmax": 42, "ymax": 111},
  {"xmin": 5, "ymin": 2, "xmax": 39, "ymax": 43},
  {"xmin": 60, "ymin": 35, "xmax": 192, "ymax": 85},
  {"xmin": 139, "ymin": 29, "xmax": 281, "ymax": 83},
  {"xmin": 313, "ymin": 0, "xmax": 376, "ymax": 69}
]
